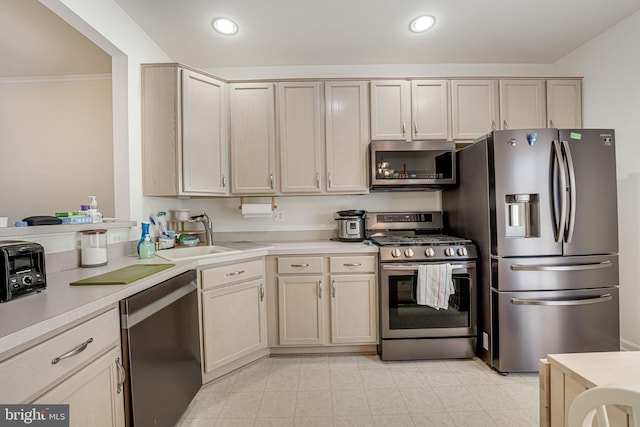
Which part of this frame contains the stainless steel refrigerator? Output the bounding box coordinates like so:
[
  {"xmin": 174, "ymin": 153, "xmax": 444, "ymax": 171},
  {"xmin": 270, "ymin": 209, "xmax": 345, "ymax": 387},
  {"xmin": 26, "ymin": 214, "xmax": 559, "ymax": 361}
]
[{"xmin": 443, "ymin": 128, "xmax": 620, "ymax": 373}]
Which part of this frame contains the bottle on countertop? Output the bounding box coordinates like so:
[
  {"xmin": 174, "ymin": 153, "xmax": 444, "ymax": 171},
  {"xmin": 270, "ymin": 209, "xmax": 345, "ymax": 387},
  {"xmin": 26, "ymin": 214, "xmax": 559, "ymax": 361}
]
[
  {"xmin": 137, "ymin": 222, "xmax": 150, "ymax": 255},
  {"xmin": 139, "ymin": 234, "xmax": 155, "ymax": 259},
  {"xmin": 88, "ymin": 196, "xmax": 103, "ymax": 223}
]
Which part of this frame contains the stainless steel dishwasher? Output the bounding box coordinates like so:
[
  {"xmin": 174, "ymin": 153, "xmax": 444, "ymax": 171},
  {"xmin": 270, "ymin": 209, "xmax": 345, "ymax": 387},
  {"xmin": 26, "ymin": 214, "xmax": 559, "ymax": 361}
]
[{"xmin": 120, "ymin": 269, "xmax": 201, "ymax": 427}]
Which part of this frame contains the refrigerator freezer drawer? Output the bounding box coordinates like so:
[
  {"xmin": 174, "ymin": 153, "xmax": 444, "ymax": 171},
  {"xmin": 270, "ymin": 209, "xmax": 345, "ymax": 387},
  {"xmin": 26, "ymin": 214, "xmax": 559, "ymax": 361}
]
[
  {"xmin": 492, "ymin": 254, "xmax": 618, "ymax": 291},
  {"xmin": 492, "ymin": 287, "xmax": 619, "ymax": 373}
]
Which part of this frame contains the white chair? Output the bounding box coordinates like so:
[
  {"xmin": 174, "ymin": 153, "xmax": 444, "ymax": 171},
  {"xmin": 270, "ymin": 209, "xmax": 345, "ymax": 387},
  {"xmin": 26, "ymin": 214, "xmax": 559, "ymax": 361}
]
[{"xmin": 568, "ymin": 384, "xmax": 640, "ymax": 427}]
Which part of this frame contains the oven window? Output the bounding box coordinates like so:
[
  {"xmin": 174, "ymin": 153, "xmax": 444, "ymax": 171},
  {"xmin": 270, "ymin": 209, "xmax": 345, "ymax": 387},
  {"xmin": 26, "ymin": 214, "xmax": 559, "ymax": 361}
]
[{"xmin": 388, "ymin": 273, "xmax": 471, "ymax": 329}]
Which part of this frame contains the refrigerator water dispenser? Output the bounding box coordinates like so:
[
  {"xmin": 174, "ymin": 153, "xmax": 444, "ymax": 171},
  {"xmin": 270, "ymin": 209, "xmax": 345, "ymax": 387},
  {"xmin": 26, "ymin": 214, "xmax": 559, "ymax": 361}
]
[{"xmin": 505, "ymin": 194, "xmax": 539, "ymax": 238}]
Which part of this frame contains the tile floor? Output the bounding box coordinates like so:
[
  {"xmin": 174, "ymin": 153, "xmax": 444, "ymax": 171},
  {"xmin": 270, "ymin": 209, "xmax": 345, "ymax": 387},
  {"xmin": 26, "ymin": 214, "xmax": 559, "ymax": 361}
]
[{"xmin": 178, "ymin": 355, "xmax": 539, "ymax": 427}]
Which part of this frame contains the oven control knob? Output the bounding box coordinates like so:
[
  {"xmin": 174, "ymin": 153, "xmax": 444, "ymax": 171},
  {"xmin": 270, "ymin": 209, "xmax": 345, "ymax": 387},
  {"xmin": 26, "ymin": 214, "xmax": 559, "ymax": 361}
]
[
  {"xmin": 445, "ymin": 247, "xmax": 455, "ymax": 257},
  {"xmin": 457, "ymin": 247, "xmax": 468, "ymax": 256},
  {"xmin": 404, "ymin": 248, "xmax": 414, "ymax": 258},
  {"xmin": 391, "ymin": 248, "xmax": 402, "ymax": 258},
  {"xmin": 424, "ymin": 248, "xmax": 435, "ymax": 257}
]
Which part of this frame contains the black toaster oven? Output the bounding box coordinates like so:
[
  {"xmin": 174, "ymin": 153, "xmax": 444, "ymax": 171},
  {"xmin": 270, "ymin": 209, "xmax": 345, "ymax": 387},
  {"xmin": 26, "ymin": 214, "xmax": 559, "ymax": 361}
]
[{"xmin": 0, "ymin": 240, "xmax": 46, "ymax": 302}]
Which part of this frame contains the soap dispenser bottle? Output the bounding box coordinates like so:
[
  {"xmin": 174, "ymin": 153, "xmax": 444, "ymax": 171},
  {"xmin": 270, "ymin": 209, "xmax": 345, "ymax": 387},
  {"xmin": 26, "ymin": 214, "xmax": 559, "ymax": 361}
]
[
  {"xmin": 88, "ymin": 196, "xmax": 103, "ymax": 223},
  {"xmin": 139, "ymin": 234, "xmax": 155, "ymax": 259}
]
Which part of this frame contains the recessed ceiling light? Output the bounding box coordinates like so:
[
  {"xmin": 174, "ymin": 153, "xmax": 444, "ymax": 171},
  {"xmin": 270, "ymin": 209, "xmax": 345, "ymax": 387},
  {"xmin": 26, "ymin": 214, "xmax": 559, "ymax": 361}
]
[
  {"xmin": 409, "ymin": 15, "xmax": 436, "ymax": 33},
  {"xmin": 212, "ymin": 18, "xmax": 238, "ymax": 35}
]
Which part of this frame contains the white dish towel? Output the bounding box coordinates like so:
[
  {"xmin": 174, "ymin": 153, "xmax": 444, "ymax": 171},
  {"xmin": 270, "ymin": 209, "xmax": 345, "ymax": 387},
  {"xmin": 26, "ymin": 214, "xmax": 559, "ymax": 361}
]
[{"xmin": 416, "ymin": 264, "xmax": 455, "ymax": 310}]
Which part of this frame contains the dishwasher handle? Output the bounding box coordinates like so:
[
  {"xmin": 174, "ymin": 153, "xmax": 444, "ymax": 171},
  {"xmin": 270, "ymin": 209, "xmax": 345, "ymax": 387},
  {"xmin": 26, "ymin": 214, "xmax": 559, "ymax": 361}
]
[{"xmin": 121, "ymin": 270, "xmax": 197, "ymax": 329}]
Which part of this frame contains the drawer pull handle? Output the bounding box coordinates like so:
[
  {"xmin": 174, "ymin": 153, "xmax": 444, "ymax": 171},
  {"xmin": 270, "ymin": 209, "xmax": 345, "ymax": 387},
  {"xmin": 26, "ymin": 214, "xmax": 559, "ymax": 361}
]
[
  {"xmin": 343, "ymin": 263, "xmax": 362, "ymax": 267},
  {"xmin": 115, "ymin": 357, "xmax": 126, "ymax": 394},
  {"xmin": 318, "ymin": 280, "xmax": 323, "ymax": 298},
  {"xmin": 291, "ymin": 263, "xmax": 310, "ymax": 268},
  {"xmin": 332, "ymin": 280, "xmax": 336, "ymax": 298},
  {"xmin": 260, "ymin": 283, "xmax": 265, "ymax": 302},
  {"xmin": 226, "ymin": 270, "xmax": 245, "ymax": 276},
  {"xmin": 51, "ymin": 337, "xmax": 94, "ymax": 365}
]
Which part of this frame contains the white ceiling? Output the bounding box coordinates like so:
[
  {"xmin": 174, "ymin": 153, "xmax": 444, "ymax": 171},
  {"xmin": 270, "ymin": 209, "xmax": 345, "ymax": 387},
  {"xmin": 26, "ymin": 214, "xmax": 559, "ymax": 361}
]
[
  {"xmin": 112, "ymin": 0, "xmax": 640, "ymax": 68},
  {"xmin": 2, "ymin": 0, "xmax": 639, "ymax": 77}
]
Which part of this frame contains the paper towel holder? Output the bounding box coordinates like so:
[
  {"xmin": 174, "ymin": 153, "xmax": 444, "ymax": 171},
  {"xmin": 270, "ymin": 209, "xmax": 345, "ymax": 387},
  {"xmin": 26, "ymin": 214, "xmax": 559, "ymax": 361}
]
[{"xmin": 238, "ymin": 196, "xmax": 277, "ymax": 211}]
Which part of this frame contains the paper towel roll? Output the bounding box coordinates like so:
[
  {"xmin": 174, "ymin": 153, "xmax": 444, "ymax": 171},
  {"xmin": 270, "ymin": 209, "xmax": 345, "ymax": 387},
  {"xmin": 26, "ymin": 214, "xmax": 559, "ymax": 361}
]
[{"xmin": 241, "ymin": 203, "xmax": 273, "ymax": 218}]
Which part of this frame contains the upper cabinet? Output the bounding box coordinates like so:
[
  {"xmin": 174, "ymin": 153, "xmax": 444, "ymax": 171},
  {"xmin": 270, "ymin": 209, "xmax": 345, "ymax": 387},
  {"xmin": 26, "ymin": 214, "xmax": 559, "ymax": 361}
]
[
  {"xmin": 499, "ymin": 79, "xmax": 546, "ymax": 130},
  {"xmin": 546, "ymin": 79, "xmax": 583, "ymax": 128},
  {"xmin": 142, "ymin": 64, "xmax": 228, "ymax": 196},
  {"xmin": 370, "ymin": 80, "xmax": 449, "ymax": 141},
  {"xmin": 229, "ymin": 83, "xmax": 277, "ymax": 194},
  {"xmin": 325, "ymin": 81, "xmax": 370, "ymax": 193},
  {"xmin": 451, "ymin": 79, "xmax": 499, "ymax": 140},
  {"xmin": 370, "ymin": 80, "xmax": 410, "ymax": 140},
  {"xmin": 228, "ymin": 80, "xmax": 370, "ymax": 196},
  {"xmin": 411, "ymin": 80, "xmax": 450, "ymax": 140},
  {"xmin": 278, "ymin": 82, "xmax": 323, "ymax": 194}
]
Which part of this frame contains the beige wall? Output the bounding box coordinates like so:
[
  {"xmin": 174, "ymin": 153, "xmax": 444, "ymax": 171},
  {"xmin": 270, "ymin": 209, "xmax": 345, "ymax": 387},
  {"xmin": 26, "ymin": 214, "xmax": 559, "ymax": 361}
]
[{"xmin": 0, "ymin": 75, "xmax": 114, "ymax": 224}]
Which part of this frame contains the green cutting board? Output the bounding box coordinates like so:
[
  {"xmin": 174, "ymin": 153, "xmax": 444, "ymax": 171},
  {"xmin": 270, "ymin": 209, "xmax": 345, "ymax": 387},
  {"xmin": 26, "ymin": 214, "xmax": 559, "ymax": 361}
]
[{"xmin": 70, "ymin": 264, "xmax": 175, "ymax": 286}]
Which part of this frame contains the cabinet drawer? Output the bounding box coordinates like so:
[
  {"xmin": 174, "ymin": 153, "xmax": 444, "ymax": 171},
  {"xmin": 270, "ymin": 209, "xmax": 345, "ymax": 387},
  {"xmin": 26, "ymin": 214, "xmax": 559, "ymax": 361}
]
[
  {"xmin": 277, "ymin": 257, "xmax": 324, "ymax": 274},
  {"xmin": 201, "ymin": 259, "xmax": 264, "ymax": 290},
  {"xmin": 0, "ymin": 307, "xmax": 120, "ymax": 403},
  {"xmin": 329, "ymin": 256, "xmax": 376, "ymax": 273}
]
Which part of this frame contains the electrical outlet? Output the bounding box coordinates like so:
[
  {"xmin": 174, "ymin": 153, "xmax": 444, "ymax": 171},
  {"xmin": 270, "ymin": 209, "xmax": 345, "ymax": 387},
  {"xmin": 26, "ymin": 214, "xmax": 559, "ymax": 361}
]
[
  {"xmin": 483, "ymin": 332, "xmax": 489, "ymax": 351},
  {"xmin": 273, "ymin": 210, "xmax": 285, "ymax": 222}
]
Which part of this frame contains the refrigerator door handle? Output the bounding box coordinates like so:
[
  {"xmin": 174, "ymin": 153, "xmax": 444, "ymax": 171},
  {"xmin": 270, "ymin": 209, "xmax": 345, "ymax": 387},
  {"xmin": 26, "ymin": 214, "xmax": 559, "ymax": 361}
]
[
  {"xmin": 561, "ymin": 140, "xmax": 577, "ymax": 243},
  {"xmin": 510, "ymin": 293, "xmax": 612, "ymax": 306},
  {"xmin": 552, "ymin": 140, "xmax": 567, "ymax": 243},
  {"xmin": 510, "ymin": 261, "xmax": 612, "ymax": 272}
]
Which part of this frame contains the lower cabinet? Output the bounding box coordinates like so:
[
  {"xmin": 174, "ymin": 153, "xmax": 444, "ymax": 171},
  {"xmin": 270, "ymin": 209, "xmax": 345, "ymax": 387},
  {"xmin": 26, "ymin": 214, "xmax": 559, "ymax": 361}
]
[
  {"xmin": 276, "ymin": 255, "xmax": 377, "ymax": 347},
  {"xmin": 200, "ymin": 259, "xmax": 267, "ymax": 374},
  {"xmin": 33, "ymin": 347, "xmax": 125, "ymax": 427},
  {"xmin": 0, "ymin": 306, "xmax": 125, "ymax": 427},
  {"xmin": 278, "ymin": 274, "xmax": 325, "ymax": 345},
  {"xmin": 329, "ymin": 273, "xmax": 377, "ymax": 345}
]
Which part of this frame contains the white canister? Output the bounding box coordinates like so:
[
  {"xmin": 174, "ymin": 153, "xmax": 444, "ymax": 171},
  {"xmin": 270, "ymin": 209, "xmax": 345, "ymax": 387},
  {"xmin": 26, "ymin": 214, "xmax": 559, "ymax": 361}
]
[{"xmin": 81, "ymin": 229, "xmax": 108, "ymax": 267}]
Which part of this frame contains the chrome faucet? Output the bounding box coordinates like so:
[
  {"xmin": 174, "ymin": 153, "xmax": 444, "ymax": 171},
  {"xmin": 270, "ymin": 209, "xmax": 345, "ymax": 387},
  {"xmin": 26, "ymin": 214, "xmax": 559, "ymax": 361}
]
[{"xmin": 191, "ymin": 213, "xmax": 214, "ymax": 246}]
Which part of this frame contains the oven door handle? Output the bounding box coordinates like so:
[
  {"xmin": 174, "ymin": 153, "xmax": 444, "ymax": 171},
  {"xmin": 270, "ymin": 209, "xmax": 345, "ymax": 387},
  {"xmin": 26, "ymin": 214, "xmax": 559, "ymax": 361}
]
[{"xmin": 382, "ymin": 264, "xmax": 469, "ymax": 271}]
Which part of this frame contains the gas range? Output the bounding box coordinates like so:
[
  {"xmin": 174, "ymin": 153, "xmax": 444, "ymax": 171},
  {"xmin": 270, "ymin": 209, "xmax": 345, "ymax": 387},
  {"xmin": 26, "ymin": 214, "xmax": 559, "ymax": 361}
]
[{"xmin": 366, "ymin": 211, "xmax": 477, "ymax": 262}]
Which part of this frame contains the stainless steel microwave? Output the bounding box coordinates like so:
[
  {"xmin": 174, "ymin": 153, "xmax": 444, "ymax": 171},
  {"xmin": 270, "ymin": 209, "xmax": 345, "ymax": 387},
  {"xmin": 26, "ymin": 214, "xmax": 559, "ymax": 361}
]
[{"xmin": 370, "ymin": 140, "xmax": 456, "ymax": 191}]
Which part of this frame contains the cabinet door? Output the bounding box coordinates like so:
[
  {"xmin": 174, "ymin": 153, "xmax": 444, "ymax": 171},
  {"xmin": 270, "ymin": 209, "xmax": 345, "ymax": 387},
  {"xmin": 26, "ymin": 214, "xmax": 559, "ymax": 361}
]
[
  {"xmin": 451, "ymin": 79, "xmax": 499, "ymax": 140},
  {"xmin": 411, "ymin": 80, "xmax": 450, "ymax": 140},
  {"xmin": 325, "ymin": 81, "xmax": 370, "ymax": 193},
  {"xmin": 230, "ymin": 83, "xmax": 277, "ymax": 194},
  {"xmin": 370, "ymin": 80, "xmax": 410, "ymax": 140},
  {"xmin": 181, "ymin": 69, "xmax": 228, "ymax": 194},
  {"xmin": 201, "ymin": 279, "xmax": 267, "ymax": 373},
  {"xmin": 278, "ymin": 276, "xmax": 325, "ymax": 345},
  {"xmin": 499, "ymin": 79, "xmax": 546, "ymax": 130},
  {"xmin": 546, "ymin": 79, "xmax": 582, "ymax": 128},
  {"xmin": 278, "ymin": 82, "xmax": 323, "ymax": 193},
  {"xmin": 33, "ymin": 347, "xmax": 125, "ymax": 427},
  {"xmin": 330, "ymin": 274, "xmax": 377, "ymax": 344}
]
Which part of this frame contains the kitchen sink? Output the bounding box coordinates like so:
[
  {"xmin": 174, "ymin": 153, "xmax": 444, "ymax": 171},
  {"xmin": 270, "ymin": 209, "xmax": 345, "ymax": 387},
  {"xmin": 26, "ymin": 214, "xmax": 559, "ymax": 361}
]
[{"xmin": 156, "ymin": 245, "xmax": 240, "ymax": 261}]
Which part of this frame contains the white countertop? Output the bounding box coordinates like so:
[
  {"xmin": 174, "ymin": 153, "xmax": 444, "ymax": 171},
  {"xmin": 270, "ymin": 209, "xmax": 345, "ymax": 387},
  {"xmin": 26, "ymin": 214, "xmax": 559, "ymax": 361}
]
[{"xmin": 0, "ymin": 240, "xmax": 377, "ymax": 358}]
